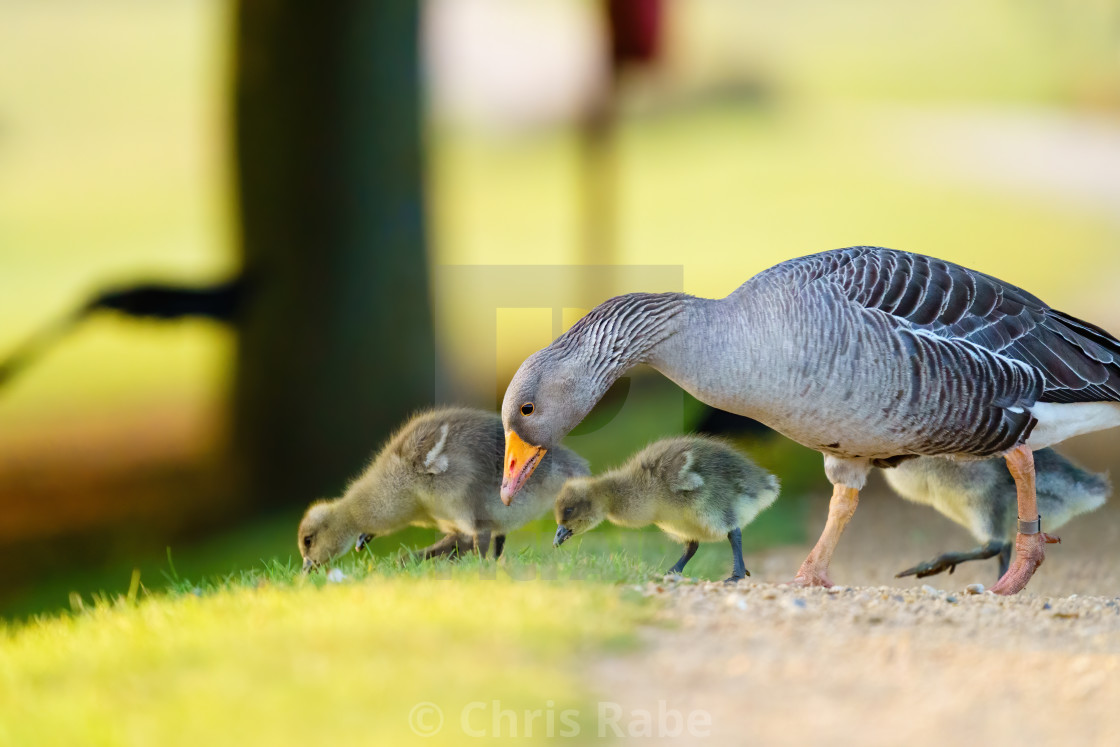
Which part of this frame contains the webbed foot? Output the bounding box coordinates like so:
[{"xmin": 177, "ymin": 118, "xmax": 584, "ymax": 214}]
[
  {"xmin": 788, "ymin": 570, "xmax": 832, "ymax": 588},
  {"xmin": 989, "ymin": 532, "xmax": 1060, "ymax": 595}
]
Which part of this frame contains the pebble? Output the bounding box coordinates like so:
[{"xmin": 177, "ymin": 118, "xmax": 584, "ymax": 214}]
[
  {"xmin": 782, "ymin": 597, "xmax": 808, "ymax": 612},
  {"xmin": 965, "ymin": 584, "xmax": 985, "ymax": 595},
  {"xmin": 725, "ymin": 594, "xmax": 748, "ymax": 611},
  {"xmin": 639, "ymin": 580, "xmax": 1120, "ymax": 648}
]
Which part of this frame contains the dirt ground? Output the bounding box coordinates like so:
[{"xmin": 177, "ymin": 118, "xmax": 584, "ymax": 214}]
[{"xmin": 594, "ymin": 467, "xmax": 1120, "ymax": 746}]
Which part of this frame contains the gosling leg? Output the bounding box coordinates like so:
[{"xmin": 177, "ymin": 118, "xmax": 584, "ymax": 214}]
[
  {"xmin": 725, "ymin": 528, "xmax": 749, "ymax": 584},
  {"xmin": 474, "ymin": 529, "xmax": 492, "ymax": 559},
  {"xmin": 896, "ymin": 539, "xmax": 1009, "ymax": 579},
  {"xmin": 493, "ymin": 534, "xmax": 506, "ymax": 560},
  {"xmin": 990, "ymin": 445, "xmax": 1060, "ymax": 595},
  {"xmin": 667, "ymin": 540, "xmax": 699, "ymax": 575},
  {"xmin": 419, "ymin": 533, "xmax": 470, "ymax": 561},
  {"xmin": 791, "ymin": 484, "xmax": 860, "ymax": 588}
]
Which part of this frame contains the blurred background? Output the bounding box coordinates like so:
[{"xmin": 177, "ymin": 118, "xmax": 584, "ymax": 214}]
[{"xmin": 2, "ymin": 0, "xmax": 1119, "ymax": 618}]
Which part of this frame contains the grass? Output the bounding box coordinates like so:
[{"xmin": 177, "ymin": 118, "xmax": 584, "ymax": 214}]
[
  {"xmin": 0, "ymin": 572, "xmax": 649, "ymax": 746},
  {"xmin": 0, "ymin": 428, "xmax": 808, "ymax": 746},
  {"xmin": 4, "ymin": 501, "xmax": 811, "ymax": 746}
]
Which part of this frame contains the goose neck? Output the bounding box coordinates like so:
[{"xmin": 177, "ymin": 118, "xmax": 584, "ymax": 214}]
[{"xmin": 555, "ymin": 292, "xmax": 693, "ymax": 393}]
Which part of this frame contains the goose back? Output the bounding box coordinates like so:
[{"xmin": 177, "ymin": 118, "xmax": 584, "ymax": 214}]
[
  {"xmin": 761, "ymin": 247, "xmax": 1120, "ymax": 405},
  {"xmin": 649, "ymin": 247, "xmax": 1120, "ymax": 460}
]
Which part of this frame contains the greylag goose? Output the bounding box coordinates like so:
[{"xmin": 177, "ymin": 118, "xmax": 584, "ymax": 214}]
[
  {"xmin": 552, "ymin": 436, "xmax": 779, "ymax": 582},
  {"xmin": 298, "ymin": 407, "xmax": 588, "ymax": 571},
  {"xmin": 889, "ymin": 449, "xmax": 1108, "ymax": 581},
  {"xmin": 499, "ymin": 246, "xmax": 1120, "ymax": 594}
]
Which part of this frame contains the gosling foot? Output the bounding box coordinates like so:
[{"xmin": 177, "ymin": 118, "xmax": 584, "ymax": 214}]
[
  {"xmin": 417, "ymin": 533, "xmax": 472, "ymax": 561},
  {"xmin": 989, "ymin": 532, "xmax": 1060, "ymax": 595},
  {"xmin": 896, "ymin": 539, "xmax": 1008, "ymax": 579},
  {"xmin": 668, "ymin": 540, "xmax": 700, "ymax": 576},
  {"xmin": 726, "ymin": 529, "xmax": 749, "ymax": 584}
]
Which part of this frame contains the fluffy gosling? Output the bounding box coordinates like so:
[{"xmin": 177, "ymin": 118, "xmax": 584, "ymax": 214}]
[
  {"xmin": 889, "ymin": 448, "xmax": 1109, "ymax": 581},
  {"xmin": 553, "ymin": 436, "xmax": 779, "ymax": 583},
  {"xmin": 299, "ymin": 407, "xmax": 589, "ymax": 571}
]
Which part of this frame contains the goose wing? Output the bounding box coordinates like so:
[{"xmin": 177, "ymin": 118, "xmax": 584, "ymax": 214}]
[{"xmin": 784, "ymin": 246, "xmax": 1120, "ymax": 405}]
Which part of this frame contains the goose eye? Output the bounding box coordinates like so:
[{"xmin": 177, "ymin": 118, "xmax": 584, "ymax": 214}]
[
  {"xmin": 563, "ymin": 507, "xmax": 573, "ymax": 519},
  {"xmin": 303, "ymin": 535, "xmax": 312, "ymax": 549},
  {"xmin": 521, "ymin": 402, "xmax": 534, "ymax": 416}
]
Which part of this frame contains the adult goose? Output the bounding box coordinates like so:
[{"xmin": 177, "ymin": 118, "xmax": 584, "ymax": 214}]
[{"xmin": 499, "ymin": 246, "xmax": 1120, "ymax": 595}]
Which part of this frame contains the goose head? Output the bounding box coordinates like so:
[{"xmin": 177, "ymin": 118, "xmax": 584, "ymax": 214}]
[{"xmin": 501, "ymin": 350, "xmax": 600, "ymax": 504}]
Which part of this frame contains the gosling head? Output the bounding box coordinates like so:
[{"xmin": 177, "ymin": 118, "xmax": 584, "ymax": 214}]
[
  {"xmin": 501, "ymin": 352, "xmax": 600, "ymax": 504},
  {"xmin": 553, "ymin": 478, "xmax": 607, "ymax": 548},
  {"xmin": 297, "ymin": 500, "xmax": 354, "ymax": 573}
]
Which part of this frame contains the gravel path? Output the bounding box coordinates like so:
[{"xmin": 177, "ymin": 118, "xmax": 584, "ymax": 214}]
[{"xmin": 593, "ymin": 458, "xmax": 1120, "ymax": 746}]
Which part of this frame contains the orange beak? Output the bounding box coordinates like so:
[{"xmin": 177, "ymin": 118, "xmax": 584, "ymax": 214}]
[{"xmin": 501, "ymin": 430, "xmax": 547, "ymax": 505}]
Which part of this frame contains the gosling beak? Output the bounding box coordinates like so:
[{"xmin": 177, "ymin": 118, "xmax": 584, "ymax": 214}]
[
  {"xmin": 501, "ymin": 430, "xmax": 546, "ymax": 505},
  {"xmin": 302, "ymin": 557, "xmax": 315, "ymax": 574},
  {"xmin": 554, "ymin": 525, "xmax": 574, "ymax": 548},
  {"xmin": 356, "ymin": 533, "xmax": 375, "ymax": 552}
]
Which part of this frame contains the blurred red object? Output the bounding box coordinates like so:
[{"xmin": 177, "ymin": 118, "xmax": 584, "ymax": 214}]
[{"xmin": 606, "ymin": 0, "xmax": 663, "ymax": 67}]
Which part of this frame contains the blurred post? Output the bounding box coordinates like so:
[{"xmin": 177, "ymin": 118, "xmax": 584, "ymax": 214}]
[
  {"xmin": 578, "ymin": 0, "xmax": 663, "ymax": 269},
  {"xmin": 232, "ymin": 1, "xmax": 433, "ymax": 506}
]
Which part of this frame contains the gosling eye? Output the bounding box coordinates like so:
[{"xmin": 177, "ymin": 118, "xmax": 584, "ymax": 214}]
[
  {"xmin": 303, "ymin": 535, "xmax": 312, "ymax": 549},
  {"xmin": 562, "ymin": 506, "xmax": 574, "ymax": 520},
  {"xmin": 520, "ymin": 402, "xmax": 534, "ymax": 416}
]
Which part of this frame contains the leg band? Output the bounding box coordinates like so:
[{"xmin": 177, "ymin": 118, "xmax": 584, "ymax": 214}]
[{"xmin": 1018, "ymin": 515, "xmax": 1041, "ymax": 535}]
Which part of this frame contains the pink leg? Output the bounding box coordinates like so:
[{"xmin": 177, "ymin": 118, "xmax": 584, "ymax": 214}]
[
  {"xmin": 790, "ymin": 484, "xmax": 860, "ymax": 588},
  {"xmin": 989, "ymin": 445, "xmax": 1061, "ymax": 595}
]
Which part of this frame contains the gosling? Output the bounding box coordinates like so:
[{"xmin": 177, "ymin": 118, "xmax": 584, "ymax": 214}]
[
  {"xmin": 889, "ymin": 448, "xmax": 1109, "ymax": 581},
  {"xmin": 553, "ymin": 436, "xmax": 779, "ymax": 583},
  {"xmin": 298, "ymin": 407, "xmax": 589, "ymax": 571}
]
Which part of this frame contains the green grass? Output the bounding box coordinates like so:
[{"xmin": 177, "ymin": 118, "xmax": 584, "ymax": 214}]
[
  {"xmin": 5, "ymin": 505, "xmax": 806, "ymax": 746},
  {"xmin": 0, "ymin": 572, "xmax": 649, "ymax": 746},
  {"xmin": 0, "ymin": 481, "xmax": 802, "ymax": 745}
]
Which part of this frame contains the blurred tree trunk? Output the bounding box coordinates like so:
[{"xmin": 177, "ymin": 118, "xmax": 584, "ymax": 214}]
[{"xmin": 232, "ymin": 0, "xmax": 433, "ymax": 506}]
